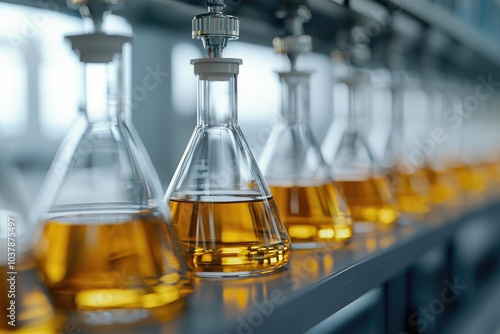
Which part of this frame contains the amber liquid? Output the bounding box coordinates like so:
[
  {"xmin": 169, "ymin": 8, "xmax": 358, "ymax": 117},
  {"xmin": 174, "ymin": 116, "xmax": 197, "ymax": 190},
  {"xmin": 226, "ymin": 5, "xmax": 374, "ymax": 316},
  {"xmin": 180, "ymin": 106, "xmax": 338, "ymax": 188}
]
[
  {"xmin": 0, "ymin": 258, "xmax": 56, "ymax": 333},
  {"xmin": 388, "ymin": 169, "xmax": 431, "ymax": 215},
  {"xmin": 336, "ymin": 177, "xmax": 399, "ymax": 229},
  {"xmin": 269, "ymin": 184, "xmax": 352, "ymax": 248},
  {"xmin": 483, "ymin": 162, "xmax": 500, "ymax": 196},
  {"xmin": 422, "ymin": 166, "xmax": 461, "ymax": 209},
  {"xmin": 32, "ymin": 211, "xmax": 187, "ymax": 325},
  {"xmin": 169, "ymin": 197, "xmax": 290, "ymax": 277},
  {"xmin": 452, "ymin": 164, "xmax": 488, "ymax": 205}
]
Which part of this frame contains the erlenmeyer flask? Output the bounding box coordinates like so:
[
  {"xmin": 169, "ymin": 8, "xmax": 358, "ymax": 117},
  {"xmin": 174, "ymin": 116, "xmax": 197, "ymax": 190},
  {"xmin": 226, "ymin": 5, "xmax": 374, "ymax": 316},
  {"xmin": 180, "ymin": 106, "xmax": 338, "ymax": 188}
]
[
  {"xmin": 323, "ymin": 62, "xmax": 398, "ymax": 231},
  {"xmin": 383, "ymin": 71, "xmax": 432, "ymax": 216},
  {"xmin": 260, "ymin": 70, "xmax": 352, "ymax": 248},
  {"xmin": 482, "ymin": 95, "xmax": 500, "ymax": 198},
  {"xmin": 166, "ymin": 3, "xmax": 290, "ymax": 277},
  {"xmin": 0, "ymin": 147, "xmax": 57, "ymax": 333},
  {"xmin": 31, "ymin": 8, "xmax": 189, "ymax": 326},
  {"xmin": 445, "ymin": 83, "xmax": 488, "ymax": 206},
  {"xmin": 418, "ymin": 78, "xmax": 462, "ymax": 211}
]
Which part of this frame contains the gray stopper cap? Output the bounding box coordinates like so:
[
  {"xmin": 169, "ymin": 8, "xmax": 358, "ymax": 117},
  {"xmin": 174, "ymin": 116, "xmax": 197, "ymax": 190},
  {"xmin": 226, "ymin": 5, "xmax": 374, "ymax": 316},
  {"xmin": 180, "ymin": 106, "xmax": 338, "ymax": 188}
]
[
  {"xmin": 67, "ymin": 33, "xmax": 132, "ymax": 63},
  {"xmin": 277, "ymin": 69, "xmax": 313, "ymax": 78},
  {"xmin": 191, "ymin": 58, "xmax": 242, "ymax": 80}
]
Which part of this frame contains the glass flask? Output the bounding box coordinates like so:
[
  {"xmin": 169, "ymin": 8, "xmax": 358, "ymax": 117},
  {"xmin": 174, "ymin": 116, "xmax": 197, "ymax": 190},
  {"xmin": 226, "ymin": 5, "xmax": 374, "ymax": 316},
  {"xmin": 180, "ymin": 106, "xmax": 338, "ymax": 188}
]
[
  {"xmin": 166, "ymin": 3, "xmax": 290, "ymax": 277},
  {"xmin": 418, "ymin": 78, "xmax": 462, "ymax": 212},
  {"xmin": 475, "ymin": 97, "xmax": 500, "ymax": 198},
  {"xmin": 323, "ymin": 57, "xmax": 398, "ymax": 232},
  {"xmin": 259, "ymin": 70, "xmax": 352, "ymax": 248},
  {"xmin": 444, "ymin": 82, "xmax": 488, "ymax": 206},
  {"xmin": 483, "ymin": 94, "xmax": 500, "ymax": 198},
  {"xmin": 0, "ymin": 148, "xmax": 57, "ymax": 333},
  {"xmin": 383, "ymin": 71, "xmax": 432, "ymax": 216},
  {"xmin": 459, "ymin": 82, "xmax": 493, "ymax": 204},
  {"xmin": 31, "ymin": 9, "xmax": 189, "ymax": 327}
]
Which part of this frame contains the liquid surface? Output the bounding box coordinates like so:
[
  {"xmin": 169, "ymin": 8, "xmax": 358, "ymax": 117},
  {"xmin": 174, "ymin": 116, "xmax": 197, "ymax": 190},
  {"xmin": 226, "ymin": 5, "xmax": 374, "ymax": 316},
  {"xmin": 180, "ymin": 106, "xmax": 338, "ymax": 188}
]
[
  {"xmin": 336, "ymin": 177, "xmax": 399, "ymax": 227},
  {"xmin": 388, "ymin": 169, "xmax": 431, "ymax": 215},
  {"xmin": 32, "ymin": 212, "xmax": 187, "ymax": 325},
  {"xmin": 0, "ymin": 259, "xmax": 57, "ymax": 333},
  {"xmin": 169, "ymin": 197, "xmax": 290, "ymax": 277},
  {"xmin": 269, "ymin": 184, "xmax": 352, "ymax": 248}
]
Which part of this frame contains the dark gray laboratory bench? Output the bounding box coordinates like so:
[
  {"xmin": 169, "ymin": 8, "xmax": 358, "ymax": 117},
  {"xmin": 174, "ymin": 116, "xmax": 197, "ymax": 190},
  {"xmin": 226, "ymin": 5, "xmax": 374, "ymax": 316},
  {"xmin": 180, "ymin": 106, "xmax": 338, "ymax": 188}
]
[{"xmin": 91, "ymin": 199, "xmax": 500, "ymax": 334}]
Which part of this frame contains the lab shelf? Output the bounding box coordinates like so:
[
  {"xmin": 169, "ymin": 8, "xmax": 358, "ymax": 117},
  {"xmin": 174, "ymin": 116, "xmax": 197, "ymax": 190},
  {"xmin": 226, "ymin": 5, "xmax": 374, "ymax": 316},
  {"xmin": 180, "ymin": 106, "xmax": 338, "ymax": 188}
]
[{"xmin": 144, "ymin": 201, "xmax": 500, "ymax": 334}]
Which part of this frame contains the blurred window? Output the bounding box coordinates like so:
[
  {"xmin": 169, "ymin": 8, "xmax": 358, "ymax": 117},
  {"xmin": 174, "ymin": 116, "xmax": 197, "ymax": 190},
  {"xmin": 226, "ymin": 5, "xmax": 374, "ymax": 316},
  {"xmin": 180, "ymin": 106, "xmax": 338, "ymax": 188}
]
[{"xmin": 0, "ymin": 2, "xmax": 131, "ymax": 144}]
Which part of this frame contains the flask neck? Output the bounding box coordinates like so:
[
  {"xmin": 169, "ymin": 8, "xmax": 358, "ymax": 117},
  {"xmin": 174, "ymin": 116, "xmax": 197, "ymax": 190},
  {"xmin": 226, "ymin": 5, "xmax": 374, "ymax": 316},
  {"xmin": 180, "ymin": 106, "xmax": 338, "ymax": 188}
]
[
  {"xmin": 279, "ymin": 71, "xmax": 311, "ymax": 124},
  {"xmin": 197, "ymin": 75, "xmax": 238, "ymax": 126},
  {"xmin": 346, "ymin": 80, "xmax": 367, "ymax": 133},
  {"xmin": 390, "ymin": 86, "xmax": 404, "ymax": 146},
  {"xmin": 82, "ymin": 53, "xmax": 127, "ymax": 125}
]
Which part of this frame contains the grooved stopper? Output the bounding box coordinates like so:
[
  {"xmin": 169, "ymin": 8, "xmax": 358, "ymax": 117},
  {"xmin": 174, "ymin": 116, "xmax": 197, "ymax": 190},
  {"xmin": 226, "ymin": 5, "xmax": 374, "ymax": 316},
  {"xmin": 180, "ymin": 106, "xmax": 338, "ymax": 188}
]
[{"xmin": 192, "ymin": 12, "xmax": 239, "ymax": 40}]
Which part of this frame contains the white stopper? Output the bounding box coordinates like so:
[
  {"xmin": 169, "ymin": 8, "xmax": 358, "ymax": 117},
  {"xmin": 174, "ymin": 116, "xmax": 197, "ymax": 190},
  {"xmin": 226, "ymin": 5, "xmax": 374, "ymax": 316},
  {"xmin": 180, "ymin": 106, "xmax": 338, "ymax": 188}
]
[{"xmin": 66, "ymin": 33, "xmax": 132, "ymax": 63}]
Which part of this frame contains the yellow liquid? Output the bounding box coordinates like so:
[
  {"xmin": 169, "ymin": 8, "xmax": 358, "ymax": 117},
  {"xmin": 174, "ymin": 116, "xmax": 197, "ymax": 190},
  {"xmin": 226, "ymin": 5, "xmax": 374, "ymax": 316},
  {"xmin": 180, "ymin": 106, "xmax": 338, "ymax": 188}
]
[
  {"xmin": 389, "ymin": 169, "xmax": 431, "ymax": 215},
  {"xmin": 336, "ymin": 177, "xmax": 399, "ymax": 227},
  {"xmin": 483, "ymin": 162, "xmax": 500, "ymax": 196},
  {"xmin": 269, "ymin": 184, "xmax": 352, "ymax": 248},
  {"xmin": 422, "ymin": 166, "xmax": 461, "ymax": 208},
  {"xmin": 33, "ymin": 212, "xmax": 187, "ymax": 324},
  {"xmin": 0, "ymin": 259, "xmax": 57, "ymax": 333},
  {"xmin": 169, "ymin": 198, "xmax": 290, "ymax": 277},
  {"xmin": 452, "ymin": 164, "xmax": 488, "ymax": 205}
]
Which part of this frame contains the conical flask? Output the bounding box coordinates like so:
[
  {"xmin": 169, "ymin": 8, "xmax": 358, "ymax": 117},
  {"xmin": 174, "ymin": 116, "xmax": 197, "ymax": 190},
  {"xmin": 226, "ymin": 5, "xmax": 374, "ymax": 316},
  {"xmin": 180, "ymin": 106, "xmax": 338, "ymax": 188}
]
[
  {"xmin": 323, "ymin": 62, "xmax": 398, "ymax": 231},
  {"xmin": 166, "ymin": 3, "xmax": 290, "ymax": 278},
  {"xmin": 382, "ymin": 71, "xmax": 432, "ymax": 216},
  {"xmin": 31, "ymin": 9, "xmax": 189, "ymax": 327},
  {"xmin": 481, "ymin": 95, "xmax": 500, "ymax": 198},
  {"xmin": 418, "ymin": 76, "xmax": 462, "ymax": 212},
  {"xmin": 444, "ymin": 83, "xmax": 488, "ymax": 206},
  {"xmin": 260, "ymin": 70, "xmax": 352, "ymax": 248},
  {"xmin": 0, "ymin": 144, "xmax": 57, "ymax": 333}
]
